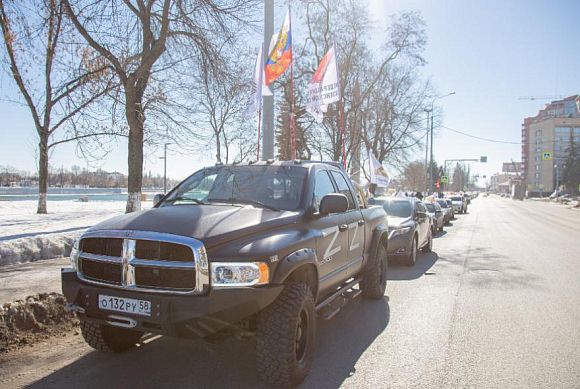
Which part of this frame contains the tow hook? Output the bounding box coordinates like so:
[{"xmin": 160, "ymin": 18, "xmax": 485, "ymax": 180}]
[{"xmin": 65, "ymin": 303, "xmax": 86, "ymax": 314}]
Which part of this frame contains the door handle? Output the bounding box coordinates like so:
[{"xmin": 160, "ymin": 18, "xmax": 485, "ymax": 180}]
[
  {"xmin": 358, "ymin": 220, "xmax": 365, "ymax": 226},
  {"xmin": 339, "ymin": 224, "xmax": 348, "ymax": 232}
]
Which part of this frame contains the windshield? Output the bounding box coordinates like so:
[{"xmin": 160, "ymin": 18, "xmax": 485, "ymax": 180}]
[
  {"xmin": 162, "ymin": 165, "xmax": 307, "ymax": 211},
  {"xmin": 425, "ymin": 203, "xmax": 436, "ymax": 212},
  {"xmin": 437, "ymin": 200, "xmax": 448, "ymax": 208},
  {"xmin": 450, "ymin": 196, "xmax": 462, "ymax": 202},
  {"xmin": 380, "ymin": 200, "xmax": 412, "ymax": 218}
]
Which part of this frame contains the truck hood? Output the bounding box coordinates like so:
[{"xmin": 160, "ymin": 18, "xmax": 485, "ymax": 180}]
[{"xmin": 88, "ymin": 204, "xmax": 300, "ymax": 249}]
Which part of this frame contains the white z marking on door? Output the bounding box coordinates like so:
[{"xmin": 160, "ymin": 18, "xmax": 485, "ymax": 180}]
[
  {"xmin": 321, "ymin": 226, "xmax": 341, "ymax": 261},
  {"xmin": 349, "ymin": 223, "xmax": 360, "ymax": 251}
]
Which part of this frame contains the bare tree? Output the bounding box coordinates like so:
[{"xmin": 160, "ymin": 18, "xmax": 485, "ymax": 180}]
[
  {"xmin": 294, "ymin": 1, "xmax": 432, "ymax": 174},
  {"xmin": 63, "ymin": 0, "xmax": 258, "ymax": 212},
  {"xmin": 0, "ymin": 0, "xmax": 118, "ymax": 213},
  {"xmin": 399, "ymin": 160, "xmax": 426, "ymax": 191},
  {"xmin": 192, "ymin": 63, "xmax": 251, "ymax": 164}
]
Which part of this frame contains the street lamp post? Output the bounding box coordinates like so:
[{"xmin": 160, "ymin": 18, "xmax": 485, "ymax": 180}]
[
  {"xmin": 159, "ymin": 143, "xmax": 170, "ymax": 194},
  {"xmin": 429, "ymin": 92, "xmax": 456, "ymax": 194}
]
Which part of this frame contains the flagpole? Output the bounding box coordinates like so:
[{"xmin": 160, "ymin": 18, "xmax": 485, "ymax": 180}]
[
  {"xmin": 257, "ymin": 107, "xmax": 262, "ymax": 160},
  {"xmin": 334, "ymin": 40, "xmax": 346, "ymax": 169},
  {"xmin": 288, "ymin": 5, "xmax": 296, "ymax": 160}
]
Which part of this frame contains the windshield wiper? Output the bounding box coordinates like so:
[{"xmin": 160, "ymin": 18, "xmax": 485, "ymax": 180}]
[
  {"xmin": 208, "ymin": 197, "xmax": 280, "ymax": 211},
  {"xmin": 168, "ymin": 196, "xmax": 207, "ymax": 205}
]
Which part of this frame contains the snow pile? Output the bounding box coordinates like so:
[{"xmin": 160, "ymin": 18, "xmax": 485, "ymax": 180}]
[
  {"xmin": 0, "ymin": 200, "xmax": 151, "ymax": 266},
  {"xmin": 0, "ymin": 233, "xmax": 79, "ymax": 266},
  {"xmin": 0, "ymin": 293, "xmax": 78, "ymax": 353}
]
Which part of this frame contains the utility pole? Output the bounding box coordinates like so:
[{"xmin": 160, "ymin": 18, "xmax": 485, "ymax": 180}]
[
  {"xmin": 351, "ymin": 81, "xmax": 361, "ymax": 184},
  {"xmin": 428, "ymin": 92, "xmax": 456, "ymax": 193},
  {"xmin": 262, "ymin": 0, "xmax": 274, "ymax": 160},
  {"xmin": 424, "ymin": 109, "xmax": 430, "ymax": 193}
]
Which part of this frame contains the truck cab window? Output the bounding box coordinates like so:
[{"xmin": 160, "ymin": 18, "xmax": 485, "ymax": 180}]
[
  {"xmin": 313, "ymin": 170, "xmax": 336, "ymax": 212},
  {"xmin": 330, "ymin": 171, "xmax": 356, "ymax": 210}
]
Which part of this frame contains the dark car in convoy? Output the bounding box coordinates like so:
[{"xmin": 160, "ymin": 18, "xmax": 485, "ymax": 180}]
[
  {"xmin": 62, "ymin": 161, "xmax": 389, "ymax": 387},
  {"xmin": 436, "ymin": 198, "xmax": 453, "ymax": 224},
  {"xmin": 368, "ymin": 197, "xmax": 432, "ymax": 266}
]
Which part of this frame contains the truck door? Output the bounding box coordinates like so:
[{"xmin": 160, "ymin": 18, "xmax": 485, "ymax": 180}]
[
  {"xmin": 329, "ymin": 170, "xmax": 365, "ymax": 279},
  {"xmin": 311, "ymin": 170, "xmax": 349, "ymax": 293}
]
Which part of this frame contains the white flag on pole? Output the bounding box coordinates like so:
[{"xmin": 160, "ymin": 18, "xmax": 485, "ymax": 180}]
[
  {"xmin": 306, "ymin": 45, "xmax": 340, "ymax": 123},
  {"xmin": 244, "ymin": 45, "xmax": 271, "ymax": 118},
  {"xmin": 368, "ymin": 149, "xmax": 391, "ymax": 187}
]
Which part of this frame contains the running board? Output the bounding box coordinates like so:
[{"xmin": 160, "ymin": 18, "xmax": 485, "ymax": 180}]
[{"xmin": 316, "ymin": 278, "xmax": 362, "ymax": 320}]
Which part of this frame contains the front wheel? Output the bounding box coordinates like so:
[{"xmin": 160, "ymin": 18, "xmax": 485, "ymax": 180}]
[
  {"xmin": 360, "ymin": 237, "xmax": 388, "ymax": 299},
  {"xmin": 404, "ymin": 236, "xmax": 418, "ymax": 266},
  {"xmin": 80, "ymin": 319, "xmax": 143, "ymax": 353},
  {"xmin": 256, "ymin": 282, "xmax": 316, "ymax": 387}
]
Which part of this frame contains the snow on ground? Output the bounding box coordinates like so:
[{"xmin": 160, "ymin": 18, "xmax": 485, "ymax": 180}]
[{"xmin": 0, "ymin": 200, "xmax": 151, "ymax": 266}]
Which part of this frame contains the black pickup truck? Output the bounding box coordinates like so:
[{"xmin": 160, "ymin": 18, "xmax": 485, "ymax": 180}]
[{"xmin": 62, "ymin": 160, "xmax": 389, "ymax": 386}]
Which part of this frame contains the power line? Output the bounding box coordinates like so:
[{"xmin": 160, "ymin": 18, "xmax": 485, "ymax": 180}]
[{"xmin": 440, "ymin": 126, "xmax": 521, "ymax": 144}]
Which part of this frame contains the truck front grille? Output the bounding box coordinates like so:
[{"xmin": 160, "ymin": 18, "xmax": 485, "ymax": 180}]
[
  {"xmin": 81, "ymin": 258, "xmax": 122, "ymax": 284},
  {"xmin": 76, "ymin": 230, "xmax": 209, "ymax": 295}
]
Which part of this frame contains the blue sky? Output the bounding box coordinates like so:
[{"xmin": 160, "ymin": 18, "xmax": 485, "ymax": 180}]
[{"xmin": 1, "ymin": 0, "xmax": 579, "ymax": 184}]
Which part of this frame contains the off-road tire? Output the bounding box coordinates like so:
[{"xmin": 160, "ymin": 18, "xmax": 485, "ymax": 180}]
[
  {"xmin": 422, "ymin": 232, "xmax": 433, "ymax": 253},
  {"xmin": 80, "ymin": 319, "xmax": 143, "ymax": 353},
  {"xmin": 256, "ymin": 283, "xmax": 316, "ymax": 387},
  {"xmin": 404, "ymin": 236, "xmax": 418, "ymax": 266},
  {"xmin": 360, "ymin": 237, "xmax": 388, "ymax": 299}
]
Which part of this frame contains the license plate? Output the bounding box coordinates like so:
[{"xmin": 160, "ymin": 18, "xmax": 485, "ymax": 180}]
[{"xmin": 98, "ymin": 294, "xmax": 151, "ymax": 317}]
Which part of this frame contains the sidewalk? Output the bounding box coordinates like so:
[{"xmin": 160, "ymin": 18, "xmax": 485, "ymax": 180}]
[{"xmin": 0, "ymin": 258, "xmax": 69, "ymax": 303}]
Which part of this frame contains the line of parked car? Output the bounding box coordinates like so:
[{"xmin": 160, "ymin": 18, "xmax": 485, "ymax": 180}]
[{"xmin": 368, "ymin": 192, "xmax": 475, "ymax": 266}]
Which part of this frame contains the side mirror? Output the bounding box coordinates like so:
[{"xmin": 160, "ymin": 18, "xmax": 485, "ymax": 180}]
[
  {"xmin": 415, "ymin": 211, "xmax": 426, "ymax": 220},
  {"xmin": 319, "ymin": 193, "xmax": 348, "ymax": 214},
  {"xmin": 153, "ymin": 193, "xmax": 164, "ymax": 206}
]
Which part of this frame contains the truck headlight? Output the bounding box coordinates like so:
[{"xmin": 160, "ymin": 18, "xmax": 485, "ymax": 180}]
[
  {"xmin": 210, "ymin": 262, "xmax": 269, "ymax": 287},
  {"xmin": 70, "ymin": 239, "xmax": 80, "ymax": 270},
  {"xmin": 389, "ymin": 226, "xmax": 412, "ymax": 239}
]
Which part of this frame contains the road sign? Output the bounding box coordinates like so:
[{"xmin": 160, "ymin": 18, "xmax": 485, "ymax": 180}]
[
  {"xmin": 542, "ymin": 152, "xmax": 552, "ymax": 161},
  {"xmin": 441, "ymin": 175, "xmax": 449, "ymax": 183}
]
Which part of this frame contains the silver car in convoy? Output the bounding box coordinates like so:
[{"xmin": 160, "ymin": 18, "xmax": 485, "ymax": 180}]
[{"xmin": 449, "ymin": 195, "xmax": 467, "ymax": 214}]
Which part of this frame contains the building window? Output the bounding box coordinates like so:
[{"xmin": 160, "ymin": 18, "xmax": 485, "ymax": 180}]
[
  {"xmin": 535, "ymin": 164, "xmax": 541, "ymax": 171},
  {"xmin": 535, "ymin": 173, "xmax": 540, "ymax": 179},
  {"xmin": 535, "ymin": 129, "xmax": 543, "ymax": 137}
]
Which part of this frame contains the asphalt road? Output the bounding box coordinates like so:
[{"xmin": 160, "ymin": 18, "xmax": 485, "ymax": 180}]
[{"xmin": 1, "ymin": 196, "xmax": 579, "ymax": 388}]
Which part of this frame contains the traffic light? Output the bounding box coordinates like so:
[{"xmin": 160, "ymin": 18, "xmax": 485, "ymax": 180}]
[
  {"xmin": 480, "ymin": 156, "xmax": 487, "ymax": 163},
  {"xmin": 436, "ymin": 180, "xmax": 441, "ymax": 189}
]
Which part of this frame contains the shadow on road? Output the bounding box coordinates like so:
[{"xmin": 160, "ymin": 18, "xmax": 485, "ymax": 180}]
[
  {"xmin": 388, "ymin": 252, "xmax": 439, "ymax": 281},
  {"xmin": 28, "ymin": 298, "xmax": 390, "ymax": 389}
]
